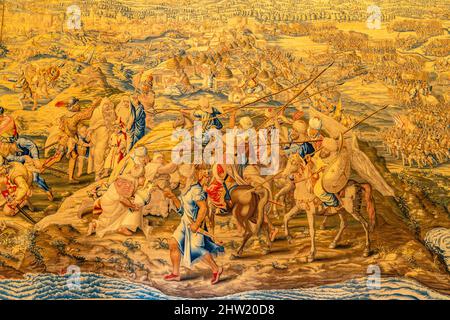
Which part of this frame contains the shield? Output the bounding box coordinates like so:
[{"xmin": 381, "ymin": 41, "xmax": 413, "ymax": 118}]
[{"xmin": 322, "ymin": 147, "xmax": 351, "ymax": 194}]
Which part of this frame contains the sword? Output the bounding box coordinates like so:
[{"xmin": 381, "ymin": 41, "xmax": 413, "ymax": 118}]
[
  {"xmin": 15, "ymin": 206, "xmax": 37, "ymax": 225},
  {"xmin": 186, "ymin": 215, "xmax": 223, "ymax": 244}
]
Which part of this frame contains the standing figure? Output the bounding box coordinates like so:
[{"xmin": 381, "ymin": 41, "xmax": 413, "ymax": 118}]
[
  {"xmin": 14, "ymin": 71, "xmax": 35, "ymax": 110},
  {"xmin": 189, "ymin": 97, "xmax": 223, "ymax": 147},
  {"xmin": 75, "ymin": 125, "xmax": 91, "ymax": 178},
  {"xmin": 127, "ymin": 95, "xmax": 146, "ymax": 151},
  {"xmin": 104, "ymin": 124, "xmax": 127, "ymax": 175},
  {"xmin": 88, "ymin": 98, "xmax": 116, "ymax": 181},
  {"xmin": 163, "ymin": 164, "xmax": 224, "ymax": 284}
]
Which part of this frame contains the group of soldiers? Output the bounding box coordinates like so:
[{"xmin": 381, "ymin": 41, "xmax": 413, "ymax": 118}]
[{"xmin": 382, "ymin": 103, "xmax": 449, "ymax": 168}]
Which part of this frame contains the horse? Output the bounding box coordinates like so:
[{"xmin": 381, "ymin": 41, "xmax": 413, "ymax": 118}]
[
  {"xmin": 281, "ymin": 154, "xmax": 375, "ymax": 262},
  {"xmin": 212, "ymin": 165, "xmax": 273, "ymax": 257}
]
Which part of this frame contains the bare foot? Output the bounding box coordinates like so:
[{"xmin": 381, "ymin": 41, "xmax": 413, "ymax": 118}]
[{"xmin": 87, "ymin": 222, "xmax": 96, "ymax": 236}]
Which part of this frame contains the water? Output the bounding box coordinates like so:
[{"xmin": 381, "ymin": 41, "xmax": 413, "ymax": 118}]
[{"xmin": 0, "ymin": 273, "xmax": 448, "ymax": 300}]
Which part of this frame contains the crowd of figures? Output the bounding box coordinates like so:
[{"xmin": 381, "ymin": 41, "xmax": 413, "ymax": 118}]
[{"xmin": 382, "ymin": 103, "xmax": 450, "ymax": 168}]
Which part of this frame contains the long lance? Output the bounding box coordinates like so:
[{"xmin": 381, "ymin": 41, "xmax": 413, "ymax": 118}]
[
  {"xmin": 298, "ymin": 104, "xmax": 391, "ymax": 159},
  {"xmin": 246, "ymin": 105, "xmax": 390, "ymax": 192},
  {"xmin": 142, "ymin": 139, "xmax": 324, "ymax": 153},
  {"xmin": 40, "ymin": 165, "xmax": 67, "ymax": 176},
  {"xmin": 343, "ymin": 104, "xmax": 389, "ymax": 135},
  {"xmin": 153, "ymin": 77, "xmax": 311, "ymax": 115},
  {"xmin": 257, "ymin": 61, "xmax": 335, "ymax": 130},
  {"xmin": 139, "ymin": 62, "xmax": 334, "ymax": 148}
]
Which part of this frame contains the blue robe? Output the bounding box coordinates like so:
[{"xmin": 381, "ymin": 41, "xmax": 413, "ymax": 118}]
[
  {"xmin": 173, "ymin": 183, "xmax": 224, "ymax": 267},
  {"xmin": 284, "ymin": 141, "xmax": 315, "ymax": 161},
  {"xmin": 129, "ymin": 102, "xmax": 146, "ymax": 151}
]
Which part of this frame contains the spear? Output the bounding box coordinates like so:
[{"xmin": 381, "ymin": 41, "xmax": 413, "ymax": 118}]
[
  {"xmin": 0, "ymin": 0, "xmax": 5, "ymax": 44},
  {"xmin": 257, "ymin": 61, "xmax": 335, "ymax": 130}
]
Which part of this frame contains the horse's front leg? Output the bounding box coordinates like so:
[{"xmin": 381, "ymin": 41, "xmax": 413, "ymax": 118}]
[
  {"xmin": 284, "ymin": 203, "xmax": 301, "ymax": 243},
  {"xmin": 329, "ymin": 212, "xmax": 346, "ymax": 249},
  {"xmin": 306, "ymin": 206, "xmax": 316, "ymax": 262},
  {"xmin": 319, "ymin": 216, "xmax": 328, "ymax": 230},
  {"xmin": 236, "ymin": 220, "xmax": 253, "ymax": 257}
]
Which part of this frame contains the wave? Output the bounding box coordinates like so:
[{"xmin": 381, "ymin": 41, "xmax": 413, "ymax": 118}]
[
  {"xmin": 0, "ymin": 273, "xmax": 448, "ymax": 300},
  {"xmin": 424, "ymin": 227, "xmax": 450, "ymax": 270}
]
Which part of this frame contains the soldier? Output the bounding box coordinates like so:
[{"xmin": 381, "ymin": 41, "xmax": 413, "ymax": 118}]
[
  {"xmin": 6, "ymin": 136, "xmax": 54, "ymax": 201},
  {"xmin": 308, "ymin": 116, "xmax": 324, "ymax": 150},
  {"xmin": 282, "ymin": 120, "xmax": 316, "ymax": 161},
  {"xmin": 0, "ymin": 156, "xmax": 33, "ymax": 216},
  {"xmin": 14, "ymin": 71, "xmax": 35, "ymax": 110},
  {"xmin": 180, "ymin": 97, "xmax": 223, "ymax": 147},
  {"xmin": 311, "ymin": 137, "xmax": 341, "ymax": 213}
]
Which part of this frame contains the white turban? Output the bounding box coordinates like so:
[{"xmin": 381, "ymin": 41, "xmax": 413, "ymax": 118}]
[
  {"xmin": 309, "ymin": 117, "xmax": 322, "ymax": 130},
  {"xmin": 239, "ymin": 116, "xmax": 254, "ymax": 130}
]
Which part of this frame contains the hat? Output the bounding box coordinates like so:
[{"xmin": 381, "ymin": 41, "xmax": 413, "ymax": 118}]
[
  {"xmin": 239, "ymin": 116, "xmax": 254, "ymax": 130},
  {"xmin": 133, "ymin": 146, "xmax": 148, "ymax": 158},
  {"xmin": 309, "ymin": 117, "xmax": 322, "ymax": 130},
  {"xmin": 292, "ymin": 120, "xmax": 307, "ymax": 134}
]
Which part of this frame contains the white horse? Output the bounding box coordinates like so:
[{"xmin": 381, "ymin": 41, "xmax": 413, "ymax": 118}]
[{"xmin": 281, "ymin": 154, "xmax": 374, "ymax": 262}]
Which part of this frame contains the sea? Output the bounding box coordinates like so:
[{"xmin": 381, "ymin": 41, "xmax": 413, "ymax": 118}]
[{"xmin": 0, "ymin": 273, "xmax": 448, "ymax": 300}]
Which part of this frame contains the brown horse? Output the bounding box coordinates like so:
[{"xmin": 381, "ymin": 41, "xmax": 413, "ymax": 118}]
[{"xmin": 222, "ymin": 174, "xmax": 273, "ymax": 257}]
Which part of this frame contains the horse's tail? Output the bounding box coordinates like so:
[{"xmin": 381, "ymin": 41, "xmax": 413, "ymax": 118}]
[
  {"xmin": 255, "ymin": 187, "xmax": 270, "ymax": 235},
  {"xmin": 360, "ymin": 183, "xmax": 376, "ymax": 231}
]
